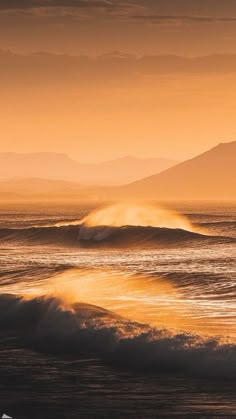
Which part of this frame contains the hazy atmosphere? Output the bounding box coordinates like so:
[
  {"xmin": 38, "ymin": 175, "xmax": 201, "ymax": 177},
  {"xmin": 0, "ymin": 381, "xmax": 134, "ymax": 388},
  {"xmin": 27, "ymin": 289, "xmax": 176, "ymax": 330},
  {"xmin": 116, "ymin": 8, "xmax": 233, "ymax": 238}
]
[
  {"xmin": 0, "ymin": 2, "xmax": 235, "ymax": 419},
  {"xmin": 1, "ymin": 0, "xmax": 236, "ymax": 161}
]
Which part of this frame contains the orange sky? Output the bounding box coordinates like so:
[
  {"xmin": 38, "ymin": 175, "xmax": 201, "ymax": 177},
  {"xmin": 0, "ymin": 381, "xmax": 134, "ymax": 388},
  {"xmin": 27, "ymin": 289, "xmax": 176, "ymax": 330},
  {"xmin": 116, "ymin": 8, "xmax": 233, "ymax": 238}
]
[{"xmin": 1, "ymin": 0, "xmax": 236, "ymax": 162}]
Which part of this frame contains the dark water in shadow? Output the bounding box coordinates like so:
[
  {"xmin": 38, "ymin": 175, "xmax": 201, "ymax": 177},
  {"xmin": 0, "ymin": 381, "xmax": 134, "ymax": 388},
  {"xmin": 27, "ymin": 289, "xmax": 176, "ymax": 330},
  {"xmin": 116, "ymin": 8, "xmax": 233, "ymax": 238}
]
[{"xmin": 0, "ymin": 202, "xmax": 235, "ymax": 418}]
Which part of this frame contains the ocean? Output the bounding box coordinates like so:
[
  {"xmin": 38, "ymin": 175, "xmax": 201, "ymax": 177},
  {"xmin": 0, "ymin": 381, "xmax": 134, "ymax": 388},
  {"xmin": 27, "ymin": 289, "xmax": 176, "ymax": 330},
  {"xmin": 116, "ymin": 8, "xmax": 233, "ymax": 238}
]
[{"xmin": 0, "ymin": 201, "xmax": 235, "ymax": 418}]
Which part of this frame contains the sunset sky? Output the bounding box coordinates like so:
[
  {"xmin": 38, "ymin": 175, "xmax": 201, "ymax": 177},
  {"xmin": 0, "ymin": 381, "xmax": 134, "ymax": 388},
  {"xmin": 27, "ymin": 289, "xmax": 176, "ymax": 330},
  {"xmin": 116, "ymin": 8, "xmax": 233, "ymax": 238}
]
[{"xmin": 1, "ymin": 0, "xmax": 236, "ymax": 162}]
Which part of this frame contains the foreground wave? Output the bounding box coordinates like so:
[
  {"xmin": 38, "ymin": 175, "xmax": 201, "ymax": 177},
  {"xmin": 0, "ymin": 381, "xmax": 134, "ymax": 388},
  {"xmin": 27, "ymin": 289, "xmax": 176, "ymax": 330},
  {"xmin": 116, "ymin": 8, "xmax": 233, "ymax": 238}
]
[
  {"xmin": 0, "ymin": 294, "xmax": 235, "ymax": 381},
  {"xmin": 0, "ymin": 224, "xmax": 233, "ymax": 247}
]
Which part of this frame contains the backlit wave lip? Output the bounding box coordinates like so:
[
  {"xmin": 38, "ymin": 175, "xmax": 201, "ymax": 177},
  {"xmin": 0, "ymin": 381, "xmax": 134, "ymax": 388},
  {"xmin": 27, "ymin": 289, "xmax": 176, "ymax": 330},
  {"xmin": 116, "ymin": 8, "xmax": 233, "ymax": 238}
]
[
  {"xmin": 0, "ymin": 224, "xmax": 231, "ymax": 248},
  {"xmin": 0, "ymin": 293, "xmax": 235, "ymax": 381},
  {"xmin": 5, "ymin": 203, "xmax": 230, "ymax": 248},
  {"xmin": 54, "ymin": 203, "xmax": 200, "ymax": 232},
  {"xmin": 2, "ymin": 268, "xmax": 235, "ymax": 344}
]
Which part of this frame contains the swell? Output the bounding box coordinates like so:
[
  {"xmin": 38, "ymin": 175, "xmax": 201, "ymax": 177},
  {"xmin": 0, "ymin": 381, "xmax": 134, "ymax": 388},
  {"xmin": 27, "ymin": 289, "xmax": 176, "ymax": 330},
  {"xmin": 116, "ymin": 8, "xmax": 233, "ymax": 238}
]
[
  {"xmin": 0, "ymin": 294, "xmax": 235, "ymax": 381},
  {"xmin": 197, "ymin": 221, "xmax": 236, "ymax": 237},
  {"xmin": 0, "ymin": 225, "xmax": 233, "ymax": 248},
  {"xmin": 200, "ymin": 221, "xmax": 236, "ymax": 227}
]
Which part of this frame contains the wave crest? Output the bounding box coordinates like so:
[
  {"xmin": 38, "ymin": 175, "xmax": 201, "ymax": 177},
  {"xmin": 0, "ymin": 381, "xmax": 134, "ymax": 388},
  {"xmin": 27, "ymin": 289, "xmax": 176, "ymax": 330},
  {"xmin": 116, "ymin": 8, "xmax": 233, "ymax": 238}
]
[
  {"xmin": 0, "ymin": 294, "xmax": 235, "ymax": 380},
  {"xmin": 0, "ymin": 223, "xmax": 231, "ymax": 248}
]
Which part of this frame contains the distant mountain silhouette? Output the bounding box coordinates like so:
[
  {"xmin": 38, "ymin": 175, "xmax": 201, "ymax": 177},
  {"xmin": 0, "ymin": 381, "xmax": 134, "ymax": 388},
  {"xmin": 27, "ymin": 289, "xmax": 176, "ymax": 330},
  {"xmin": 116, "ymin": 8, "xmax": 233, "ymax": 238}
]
[
  {"xmin": 0, "ymin": 178, "xmax": 93, "ymax": 201},
  {"xmin": 1, "ymin": 142, "xmax": 235, "ymax": 201},
  {"xmin": 120, "ymin": 141, "xmax": 236, "ymax": 200},
  {"xmin": 0, "ymin": 152, "xmax": 177, "ymax": 185}
]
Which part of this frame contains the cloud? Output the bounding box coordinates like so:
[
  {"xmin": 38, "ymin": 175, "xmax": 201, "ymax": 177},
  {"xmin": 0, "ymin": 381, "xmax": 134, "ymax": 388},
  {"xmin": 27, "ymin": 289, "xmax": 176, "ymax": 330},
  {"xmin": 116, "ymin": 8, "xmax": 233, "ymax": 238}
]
[
  {"xmin": 0, "ymin": 0, "xmax": 142, "ymax": 21},
  {"xmin": 0, "ymin": 0, "xmax": 136, "ymax": 12},
  {"xmin": 1, "ymin": 1, "xmax": 236, "ymax": 24},
  {"xmin": 132, "ymin": 14, "xmax": 236, "ymax": 24},
  {"xmin": 0, "ymin": 0, "xmax": 112, "ymax": 10},
  {"xmin": 1, "ymin": 50, "xmax": 236, "ymax": 88}
]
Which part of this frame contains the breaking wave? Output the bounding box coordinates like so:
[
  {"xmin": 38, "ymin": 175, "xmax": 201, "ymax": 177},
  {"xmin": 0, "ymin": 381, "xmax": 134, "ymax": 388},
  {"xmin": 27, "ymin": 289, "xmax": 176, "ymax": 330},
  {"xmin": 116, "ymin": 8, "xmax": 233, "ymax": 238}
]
[
  {"xmin": 0, "ymin": 294, "xmax": 235, "ymax": 381},
  {"xmin": 0, "ymin": 224, "xmax": 231, "ymax": 247},
  {"xmin": 1, "ymin": 203, "xmax": 234, "ymax": 247}
]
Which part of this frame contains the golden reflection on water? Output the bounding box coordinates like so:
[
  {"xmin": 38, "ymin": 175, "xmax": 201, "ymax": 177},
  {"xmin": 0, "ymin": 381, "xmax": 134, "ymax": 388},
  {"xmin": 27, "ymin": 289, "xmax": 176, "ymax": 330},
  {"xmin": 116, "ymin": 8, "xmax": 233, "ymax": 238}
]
[{"xmin": 4, "ymin": 268, "xmax": 234, "ymax": 342}]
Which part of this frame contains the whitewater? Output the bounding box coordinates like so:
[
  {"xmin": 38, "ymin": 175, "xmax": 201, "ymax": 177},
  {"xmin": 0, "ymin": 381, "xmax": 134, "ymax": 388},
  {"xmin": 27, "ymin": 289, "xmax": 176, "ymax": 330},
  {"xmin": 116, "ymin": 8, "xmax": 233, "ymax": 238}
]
[{"xmin": 0, "ymin": 201, "xmax": 235, "ymax": 418}]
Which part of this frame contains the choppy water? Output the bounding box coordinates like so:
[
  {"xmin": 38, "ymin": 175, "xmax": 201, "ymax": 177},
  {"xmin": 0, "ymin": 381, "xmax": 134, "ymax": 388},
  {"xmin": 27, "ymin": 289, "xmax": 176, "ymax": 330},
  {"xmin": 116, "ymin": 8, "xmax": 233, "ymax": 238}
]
[{"xmin": 0, "ymin": 201, "xmax": 235, "ymax": 418}]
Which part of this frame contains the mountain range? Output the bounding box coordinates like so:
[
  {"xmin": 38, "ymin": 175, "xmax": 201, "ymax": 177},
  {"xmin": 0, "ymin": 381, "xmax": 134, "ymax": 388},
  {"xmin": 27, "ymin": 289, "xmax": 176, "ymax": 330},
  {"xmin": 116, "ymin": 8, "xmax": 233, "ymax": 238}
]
[
  {"xmin": 0, "ymin": 141, "xmax": 235, "ymax": 201},
  {"xmin": 0, "ymin": 153, "xmax": 177, "ymax": 185}
]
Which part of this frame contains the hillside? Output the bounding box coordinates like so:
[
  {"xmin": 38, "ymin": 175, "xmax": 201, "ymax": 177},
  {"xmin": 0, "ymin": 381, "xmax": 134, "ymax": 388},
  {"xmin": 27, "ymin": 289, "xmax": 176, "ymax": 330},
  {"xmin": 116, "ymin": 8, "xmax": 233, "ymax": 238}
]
[{"xmin": 120, "ymin": 141, "xmax": 236, "ymax": 200}]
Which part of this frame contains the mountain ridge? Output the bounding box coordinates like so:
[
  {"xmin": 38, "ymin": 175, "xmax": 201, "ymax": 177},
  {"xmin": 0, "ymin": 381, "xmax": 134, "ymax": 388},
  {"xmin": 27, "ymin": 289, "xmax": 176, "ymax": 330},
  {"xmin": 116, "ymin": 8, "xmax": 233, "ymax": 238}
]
[
  {"xmin": 120, "ymin": 141, "xmax": 236, "ymax": 200},
  {"xmin": 0, "ymin": 141, "xmax": 235, "ymax": 201},
  {"xmin": 0, "ymin": 152, "xmax": 177, "ymax": 185}
]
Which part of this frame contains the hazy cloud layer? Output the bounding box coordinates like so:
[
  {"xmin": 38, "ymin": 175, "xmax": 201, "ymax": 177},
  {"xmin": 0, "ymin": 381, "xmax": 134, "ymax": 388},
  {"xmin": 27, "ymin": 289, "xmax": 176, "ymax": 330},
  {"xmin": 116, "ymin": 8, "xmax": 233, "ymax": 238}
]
[
  {"xmin": 1, "ymin": 0, "xmax": 236, "ymax": 24},
  {"xmin": 2, "ymin": 50, "xmax": 236, "ymax": 87},
  {"xmin": 0, "ymin": 0, "xmax": 124, "ymax": 10},
  {"xmin": 0, "ymin": 0, "xmax": 140, "ymax": 13},
  {"xmin": 132, "ymin": 14, "xmax": 236, "ymax": 24}
]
